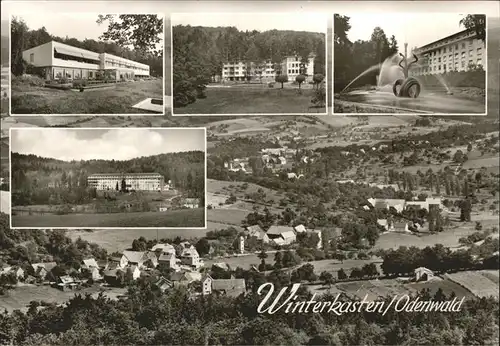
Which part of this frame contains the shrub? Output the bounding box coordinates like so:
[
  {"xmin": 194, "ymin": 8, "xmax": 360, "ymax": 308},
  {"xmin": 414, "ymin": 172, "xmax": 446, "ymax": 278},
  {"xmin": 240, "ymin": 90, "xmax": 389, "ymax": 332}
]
[{"xmin": 11, "ymin": 74, "xmax": 45, "ymax": 87}]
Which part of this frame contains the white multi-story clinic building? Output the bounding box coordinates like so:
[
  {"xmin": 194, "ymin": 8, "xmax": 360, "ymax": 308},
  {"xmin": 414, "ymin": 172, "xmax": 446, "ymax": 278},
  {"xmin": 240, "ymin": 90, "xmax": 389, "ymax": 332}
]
[
  {"xmin": 87, "ymin": 173, "xmax": 165, "ymax": 191},
  {"xmin": 22, "ymin": 41, "xmax": 150, "ymax": 81},
  {"xmin": 411, "ymin": 28, "xmax": 485, "ymax": 76},
  {"xmin": 222, "ymin": 54, "xmax": 315, "ymax": 82}
]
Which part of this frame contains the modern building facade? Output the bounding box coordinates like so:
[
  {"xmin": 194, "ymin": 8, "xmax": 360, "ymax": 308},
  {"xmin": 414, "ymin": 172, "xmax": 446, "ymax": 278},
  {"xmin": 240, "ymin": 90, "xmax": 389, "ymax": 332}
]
[
  {"xmin": 411, "ymin": 29, "xmax": 485, "ymax": 76},
  {"xmin": 221, "ymin": 54, "xmax": 315, "ymax": 82},
  {"xmin": 22, "ymin": 41, "xmax": 150, "ymax": 81},
  {"xmin": 87, "ymin": 173, "xmax": 164, "ymax": 191}
]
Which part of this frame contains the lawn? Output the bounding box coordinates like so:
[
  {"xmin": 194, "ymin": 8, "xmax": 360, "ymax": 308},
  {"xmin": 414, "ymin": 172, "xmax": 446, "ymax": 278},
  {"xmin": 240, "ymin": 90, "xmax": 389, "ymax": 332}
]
[
  {"xmin": 12, "ymin": 208, "xmax": 205, "ymax": 228},
  {"xmin": 11, "ymin": 79, "xmax": 163, "ymax": 114},
  {"xmin": 174, "ymin": 85, "xmax": 326, "ymax": 114}
]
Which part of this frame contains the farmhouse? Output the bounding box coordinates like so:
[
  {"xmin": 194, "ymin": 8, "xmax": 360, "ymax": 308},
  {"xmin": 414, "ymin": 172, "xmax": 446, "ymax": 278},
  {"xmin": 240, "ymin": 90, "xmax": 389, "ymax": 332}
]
[
  {"xmin": 0, "ymin": 265, "xmax": 24, "ymax": 279},
  {"xmin": 87, "ymin": 173, "xmax": 165, "ymax": 191},
  {"xmin": 22, "ymin": 41, "xmax": 150, "ymax": 81},
  {"xmin": 267, "ymin": 226, "xmax": 296, "ymax": 245},
  {"xmin": 31, "ymin": 262, "xmax": 57, "ymax": 280},
  {"xmin": 202, "ymin": 274, "xmax": 246, "ymax": 297},
  {"xmin": 245, "ymin": 225, "xmax": 270, "ymax": 243}
]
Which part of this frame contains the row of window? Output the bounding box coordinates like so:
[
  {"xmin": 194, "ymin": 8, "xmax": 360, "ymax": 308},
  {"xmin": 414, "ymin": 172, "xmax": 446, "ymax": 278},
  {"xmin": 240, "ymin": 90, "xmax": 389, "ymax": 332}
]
[
  {"xmin": 416, "ymin": 58, "xmax": 482, "ymax": 73},
  {"xmin": 104, "ymin": 59, "xmax": 148, "ymax": 72},
  {"xmin": 424, "ymin": 39, "xmax": 481, "ymax": 56}
]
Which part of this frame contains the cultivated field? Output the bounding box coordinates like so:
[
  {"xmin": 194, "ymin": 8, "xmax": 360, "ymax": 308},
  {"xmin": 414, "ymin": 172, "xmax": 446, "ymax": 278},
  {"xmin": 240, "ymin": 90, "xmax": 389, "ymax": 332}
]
[
  {"xmin": 11, "ymin": 208, "xmax": 205, "ymax": 228},
  {"xmin": 174, "ymin": 85, "xmax": 325, "ymax": 114},
  {"xmin": 375, "ymin": 216, "xmax": 499, "ymax": 250},
  {"xmin": 308, "ymin": 275, "xmax": 480, "ymax": 300},
  {"xmin": 11, "ymin": 79, "xmax": 163, "ymax": 114},
  {"xmin": 444, "ymin": 270, "xmax": 499, "ymax": 298}
]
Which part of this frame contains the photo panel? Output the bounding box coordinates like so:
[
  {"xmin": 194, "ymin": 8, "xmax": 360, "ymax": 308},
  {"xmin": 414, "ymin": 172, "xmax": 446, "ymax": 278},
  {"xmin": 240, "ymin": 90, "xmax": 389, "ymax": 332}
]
[
  {"xmin": 9, "ymin": 127, "xmax": 206, "ymax": 229},
  {"xmin": 9, "ymin": 12, "xmax": 165, "ymax": 116},
  {"xmin": 171, "ymin": 12, "xmax": 328, "ymax": 116},
  {"xmin": 333, "ymin": 12, "xmax": 487, "ymax": 116}
]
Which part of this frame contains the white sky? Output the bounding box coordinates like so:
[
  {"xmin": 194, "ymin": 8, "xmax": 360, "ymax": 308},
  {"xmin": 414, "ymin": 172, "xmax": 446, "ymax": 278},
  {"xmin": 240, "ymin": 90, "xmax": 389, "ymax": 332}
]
[
  {"xmin": 172, "ymin": 13, "xmax": 327, "ymax": 33},
  {"xmin": 341, "ymin": 13, "xmax": 472, "ymax": 51},
  {"xmin": 11, "ymin": 128, "xmax": 205, "ymax": 161}
]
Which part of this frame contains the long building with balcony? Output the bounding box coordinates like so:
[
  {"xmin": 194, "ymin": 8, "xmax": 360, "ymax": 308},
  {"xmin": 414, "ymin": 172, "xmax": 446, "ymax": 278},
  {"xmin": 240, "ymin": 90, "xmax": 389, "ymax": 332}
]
[
  {"xmin": 410, "ymin": 29, "xmax": 485, "ymax": 76},
  {"xmin": 222, "ymin": 54, "xmax": 315, "ymax": 82},
  {"xmin": 87, "ymin": 173, "xmax": 164, "ymax": 191},
  {"xmin": 22, "ymin": 41, "xmax": 150, "ymax": 81}
]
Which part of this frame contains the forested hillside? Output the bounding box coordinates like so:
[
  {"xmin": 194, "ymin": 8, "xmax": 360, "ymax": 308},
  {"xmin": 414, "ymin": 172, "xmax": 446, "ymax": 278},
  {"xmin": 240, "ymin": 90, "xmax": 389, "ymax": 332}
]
[
  {"xmin": 172, "ymin": 25, "xmax": 325, "ymax": 107},
  {"xmin": 10, "ymin": 16, "xmax": 163, "ymax": 76},
  {"xmin": 11, "ymin": 151, "xmax": 205, "ymax": 206}
]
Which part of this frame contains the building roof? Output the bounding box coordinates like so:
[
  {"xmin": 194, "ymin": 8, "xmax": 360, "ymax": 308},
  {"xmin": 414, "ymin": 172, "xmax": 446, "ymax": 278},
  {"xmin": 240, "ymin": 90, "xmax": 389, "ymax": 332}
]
[
  {"xmin": 88, "ymin": 173, "xmax": 163, "ymax": 178},
  {"xmin": 151, "ymin": 243, "xmax": 176, "ymax": 253},
  {"xmin": 416, "ymin": 29, "xmax": 474, "ymax": 51},
  {"xmin": 281, "ymin": 231, "xmax": 296, "ymax": 240},
  {"xmin": 246, "ymin": 225, "xmax": 264, "ymax": 234},
  {"xmin": 32, "ymin": 262, "xmax": 57, "ymax": 272},
  {"xmin": 414, "ymin": 267, "xmax": 433, "ymax": 274},
  {"xmin": 267, "ymin": 225, "xmax": 293, "ymax": 236},
  {"xmin": 82, "ymin": 258, "xmax": 99, "ymax": 268},
  {"xmin": 212, "ymin": 278, "xmax": 246, "ymax": 294},
  {"xmin": 294, "ymin": 224, "xmax": 307, "ymax": 233},
  {"xmin": 184, "ymin": 198, "xmax": 200, "ymax": 204}
]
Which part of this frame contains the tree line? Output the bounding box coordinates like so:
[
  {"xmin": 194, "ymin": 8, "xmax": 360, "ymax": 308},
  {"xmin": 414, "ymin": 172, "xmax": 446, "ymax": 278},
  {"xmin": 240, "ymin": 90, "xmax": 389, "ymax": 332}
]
[{"xmin": 11, "ymin": 151, "xmax": 205, "ymax": 206}]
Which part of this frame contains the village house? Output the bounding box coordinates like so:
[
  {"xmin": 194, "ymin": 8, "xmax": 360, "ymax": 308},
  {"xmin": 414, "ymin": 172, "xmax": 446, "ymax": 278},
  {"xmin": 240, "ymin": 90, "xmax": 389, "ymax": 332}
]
[
  {"xmin": 267, "ymin": 225, "xmax": 296, "ymax": 246},
  {"xmin": 367, "ymin": 198, "xmax": 406, "ymax": 213},
  {"xmin": 293, "ymin": 224, "xmax": 307, "ymax": 233},
  {"xmin": 81, "ymin": 258, "xmax": 99, "ymax": 270},
  {"xmin": 245, "ymin": 225, "xmax": 270, "ymax": 243},
  {"xmin": 414, "ymin": 267, "xmax": 434, "ymax": 281},
  {"xmin": 55, "ymin": 275, "xmax": 81, "ymax": 291},
  {"xmin": 171, "ymin": 271, "xmax": 202, "ymax": 285},
  {"xmin": 121, "ymin": 251, "xmax": 158, "ymax": 269},
  {"xmin": 201, "ymin": 274, "xmax": 246, "ymax": 297},
  {"xmin": 31, "ymin": 262, "xmax": 57, "ymax": 280},
  {"xmin": 0, "ymin": 265, "xmax": 25, "ymax": 280},
  {"xmin": 180, "ymin": 247, "xmax": 203, "ymax": 269},
  {"xmin": 158, "ymin": 253, "xmax": 181, "ymax": 271},
  {"xmin": 109, "ymin": 256, "xmax": 128, "ymax": 269},
  {"xmin": 153, "ymin": 276, "xmax": 173, "ymax": 292},
  {"xmin": 287, "ymin": 172, "xmax": 304, "ymax": 179}
]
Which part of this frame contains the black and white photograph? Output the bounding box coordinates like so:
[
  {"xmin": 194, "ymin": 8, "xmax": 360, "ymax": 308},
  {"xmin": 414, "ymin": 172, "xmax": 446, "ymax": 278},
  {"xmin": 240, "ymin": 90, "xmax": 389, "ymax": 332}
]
[
  {"xmin": 172, "ymin": 12, "xmax": 327, "ymax": 115},
  {"xmin": 0, "ymin": 0, "xmax": 499, "ymax": 345},
  {"xmin": 334, "ymin": 13, "xmax": 487, "ymax": 115},
  {"xmin": 9, "ymin": 127, "xmax": 206, "ymax": 228},
  {"xmin": 10, "ymin": 12, "xmax": 164, "ymax": 115}
]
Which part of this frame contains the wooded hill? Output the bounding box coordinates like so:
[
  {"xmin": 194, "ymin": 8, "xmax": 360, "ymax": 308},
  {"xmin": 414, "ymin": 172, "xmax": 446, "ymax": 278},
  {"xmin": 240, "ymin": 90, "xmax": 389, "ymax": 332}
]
[{"xmin": 11, "ymin": 151, "xmax": 204, "ymax": 206}]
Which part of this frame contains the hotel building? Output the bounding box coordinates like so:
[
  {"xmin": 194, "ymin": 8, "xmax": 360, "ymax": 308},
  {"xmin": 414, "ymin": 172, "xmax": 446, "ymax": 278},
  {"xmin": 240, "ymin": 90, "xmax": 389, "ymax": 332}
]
[
  {"xmin": 222, "ymin": 54, "xmax": 315, "ymax": 82},
  {"xmin": 22, "ymin": 41, "xmax": 150, "ymax": 81},
  {"xmin": 411, "ymin": 29, "xmax": 485, "ymax": 76},
  {"xmin": 87, "ymin": 173, "xmax": 164, "ymax": 191}
]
